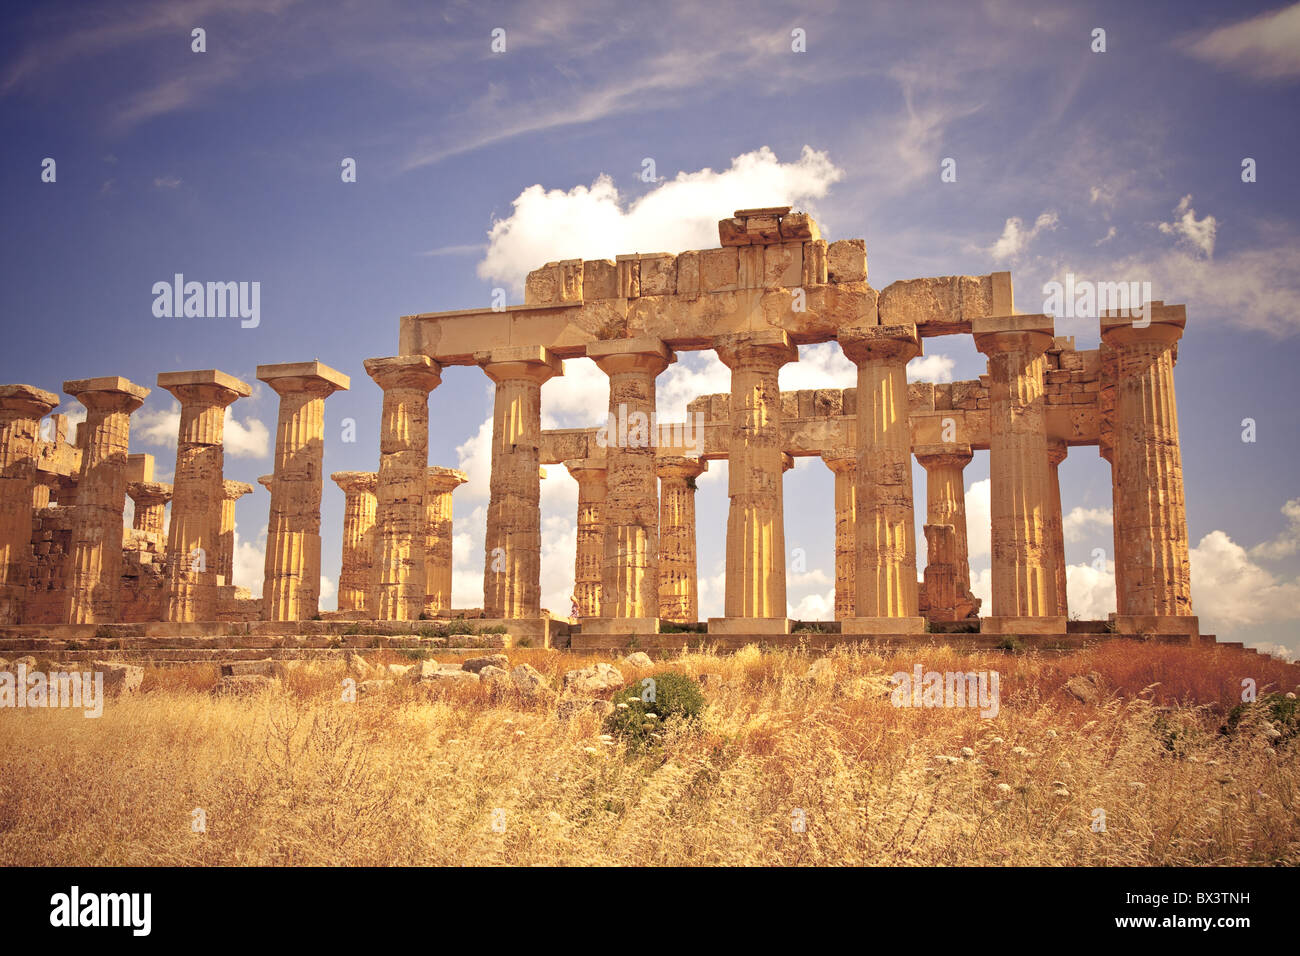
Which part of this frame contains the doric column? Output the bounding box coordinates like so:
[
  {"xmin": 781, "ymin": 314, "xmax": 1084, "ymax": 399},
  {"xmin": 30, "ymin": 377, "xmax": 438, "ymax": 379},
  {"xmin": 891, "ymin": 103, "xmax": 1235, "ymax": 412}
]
[
  {"xmin": 0, "ymin": 384, "xmax": 59, "ymax": 625},
  {"xmin": 127, "ymin": 482, "xmax": 171, "ymax": 535},
  {"xmin": 973, "ymin": 315, "xmax": 1063, "ymax": 632},
  {"xmin": 330, "ymin": 471, "xmax": 378, "ymax": 613},
  {"xmin": 258, "ymin": 362, "xmax": 350, "ymax": 621},
  {"xmin": 712, "ymin": 329, "xmax": 797, "ymax": 632},
  {"xmin": 657, "ymin": 455, "xmax": 706, "ymax": 624},
  {"xmin": 1045, "ymin": 439, "xmax": 1069, "ymax": 618},
  {"xmin": 158, "ymin": 370, "xmax": 252, "ymax": 622},
  {"xmin": 588, "ymin": 338, "xmax": 673, "ymax": 629},
  {"xmin": 820, "ymin": 449, "xmax": 856, "ymax": 621},
  {"xmin": 476, "ymin": 347, "xmax": 562, "ymax": 620},
  {"xmin": 839, "ymin": 324, "xmax": 925, "ymax": 634},
  {"xmin": 565, "ymin": 458, "xmax": 607, "ymax": 619},
  {"xmin": 62, "ymin": 377, "xmax": 149, "ymax": 624},
  {"xmin": 1101, "ymin": 305, "xmax": 1196, "ymax": 635},
  {"xmin": 424, "ymin": 466, "xmax": 467, "ymax": 614},
  {"xmin": 913, "ymin": 442, "xmax": 974, "ymax": 590},
  {"xmin": 217, "ymin": 480, "xmax": 253, "ymax": 585},
  {"xmin": 364, "ymin": 355, "xmax": 441, "ymax": 621}
]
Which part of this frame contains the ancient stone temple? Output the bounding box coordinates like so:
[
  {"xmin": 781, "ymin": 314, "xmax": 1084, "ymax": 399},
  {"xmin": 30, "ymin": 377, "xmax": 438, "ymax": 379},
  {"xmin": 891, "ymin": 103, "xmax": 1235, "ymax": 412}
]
[{"xmin": 0, "ymin": 206, "xmax": 1201, "ymax": 652}]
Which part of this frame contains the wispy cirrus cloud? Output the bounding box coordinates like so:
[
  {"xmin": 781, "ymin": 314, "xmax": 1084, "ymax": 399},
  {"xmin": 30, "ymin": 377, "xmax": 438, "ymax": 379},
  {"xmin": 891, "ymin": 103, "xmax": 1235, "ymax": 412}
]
[{"xmin": 1180, "ymin": 2, "xmax": 1300, "ymax": 82}]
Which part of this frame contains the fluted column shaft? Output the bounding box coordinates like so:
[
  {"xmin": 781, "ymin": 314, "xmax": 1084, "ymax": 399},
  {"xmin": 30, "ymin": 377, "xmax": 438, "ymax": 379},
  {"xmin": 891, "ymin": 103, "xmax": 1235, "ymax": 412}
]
[
  {"xmin": 1102, "ymin": 317, "xmax": 1193, "ymax": 617},
  {"xmin": 974, "ymin": 320, "xmax": 1057, "ymax": 618},
  {"xmin": 159, "ymin": 371, "xmax": 251, "ymax": 622},
  {"xmin": 590, "ymin": 340, "xmax": 672, "ymax": 621},
  {"xmin": 657, "ymin": 456, "xmax": 706, "ymax": 624},
  {"xmin": 915, "ymin": 444, "xmax": 974, "ymax": 592},
  {"xmin": 821, "ymin": 449, "xmax": 857, "ymax": 620},
  {"xmin": 477, "ymin": 348, "xmax": 560, "ymax": 619},
  {"xmin": 566, "ymin": 460, "xmax": 607, "ymax": 618},
  {"xmin": 1046, "ymin": 440, "xmax": 1068, "ymax": 617},
  {"xmin": 217, "ymin": 480, "xmax": 253, "ymax": 585},
  {"xmin": 331, "ymin": 471, "xmax": 378, "ymax": 613},
  {"xmin": 128, "ymin": 483, "xmax": 171, "ymax": 535},
  {"xmin": 425, "ymin": 467, "xmax": 467, "ymax": 613},
  {"xmin": 0, "ymin": 385, "xmax": 58, "ymax": 624},
  {"xmin": 841, "ymin": 325, "xmax": 922, "ymax": 621},
  {"xmin": 63, "ymin": 378, "xmax": 149, "ymax": 623},
  {"xmin": 365, "ymin": 356, "xmax": 441, "ymax": 621},
  {"xmin": 716, "ymin": 331, "xmax": 797, "ymax": 620},
  {"xmin": 259, "ymin": 363, "xmax": 349, "ymax": 621}
]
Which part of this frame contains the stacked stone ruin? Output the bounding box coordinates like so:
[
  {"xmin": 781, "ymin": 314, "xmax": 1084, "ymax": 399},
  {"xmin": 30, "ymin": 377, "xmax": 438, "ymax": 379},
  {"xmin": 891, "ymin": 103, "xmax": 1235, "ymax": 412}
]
[{"xmin": 0, "ymin": 207, "xmax": 1200, "ymax": 652}]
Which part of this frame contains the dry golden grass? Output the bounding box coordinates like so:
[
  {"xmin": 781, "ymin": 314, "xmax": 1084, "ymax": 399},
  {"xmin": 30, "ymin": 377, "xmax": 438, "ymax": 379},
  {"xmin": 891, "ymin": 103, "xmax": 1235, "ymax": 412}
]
[{"xmin": 1, "ymin": 641, "xmax": 1296, "ymax": 866}]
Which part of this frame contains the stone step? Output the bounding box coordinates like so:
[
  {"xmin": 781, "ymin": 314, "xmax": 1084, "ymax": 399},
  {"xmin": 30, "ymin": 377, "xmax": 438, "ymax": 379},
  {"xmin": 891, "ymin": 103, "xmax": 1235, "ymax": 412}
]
[
  {"xmin": 13, "ymin": 647, "xmax": 500, "ymax": 666},
  {"xmin": 0, "ymin": 634, "xmax": 506, "ymax": 652},
  {"xmin": 569, "ymin": 632, "xmax": 1142, "ymax": 653}
]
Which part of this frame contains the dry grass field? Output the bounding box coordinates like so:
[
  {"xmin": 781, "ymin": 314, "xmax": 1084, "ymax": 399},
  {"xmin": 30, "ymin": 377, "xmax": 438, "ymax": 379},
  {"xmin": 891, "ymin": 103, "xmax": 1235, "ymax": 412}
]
[{"xmin": 1, "ymin": 641, "xmax": 1297, "ymax": 866}]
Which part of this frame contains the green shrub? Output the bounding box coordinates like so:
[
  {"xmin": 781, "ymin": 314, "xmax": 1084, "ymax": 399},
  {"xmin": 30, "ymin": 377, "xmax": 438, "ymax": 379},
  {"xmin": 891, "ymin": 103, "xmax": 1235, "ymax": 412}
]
[
  {"xmin": 342, "ymin": 623, "xmax": 364, "ymax": 636},
  {"xmin": 604, "ymin": 671, "xmax": 706, "ymax": 750},
  {"xmin": 995, "ymin": 636, "xmax": 1025, "ymax": 653},
  {"xmin": 1223, "ymin": 693, "xmax": 1300, "ymax": 743},
  {"xmin": 478, "ymin": 624, "xmax": 508, "ymax": 635},
  {"xmin": 446, "ymin": 620, "xmax": 474, "ymax": 636}
]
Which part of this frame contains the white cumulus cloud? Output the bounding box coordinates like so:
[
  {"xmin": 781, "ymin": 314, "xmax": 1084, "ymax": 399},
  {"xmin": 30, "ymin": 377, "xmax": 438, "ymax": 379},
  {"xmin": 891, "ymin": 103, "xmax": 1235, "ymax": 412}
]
[
  {"xmin": 989, "ymin": 210, "xmax": 1059, "ymax": 261},
  {"xmin": 477, "ymin": 146, "xmax": 844, "ymax": 294}
]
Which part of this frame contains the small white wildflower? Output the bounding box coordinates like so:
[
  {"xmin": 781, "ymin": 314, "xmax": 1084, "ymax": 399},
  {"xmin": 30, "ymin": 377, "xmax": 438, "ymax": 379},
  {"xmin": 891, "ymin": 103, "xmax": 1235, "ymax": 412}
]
[
  {"xmin": 1053, "ymin": 787, "xmax": 1070, "ymax": 798},
  {"xmin": 1129, "ymin": 781, "xmax": 1146, "ymax": 790},
  {"xmin": 960, "ymin": 747, "xmax": 975, "ymax": 758},
  {"xmin": 616, "ymin": 702, "xmax": 629, "ymax": 709},
  {"xmin": 996, "ymin": 783, "xmax": 1012, "ymax": 794},
  {"xmin": 989, "ymin": 736, "xmax": 1004, "ymax": 745},
  {"xmin": 1012, "ymin": 746, "xmax": 1031, "ymax": 757},
  {"xmin": 1046, "ymin": 729, "xmax": 1058, "ymax": 739},
  {"xmin": 582, "ymin": 746, "xmax": 598, "ymax": 755},
  {"xmin": 514, "ymin": 730, "xmax": 525, "ymax": 736}
]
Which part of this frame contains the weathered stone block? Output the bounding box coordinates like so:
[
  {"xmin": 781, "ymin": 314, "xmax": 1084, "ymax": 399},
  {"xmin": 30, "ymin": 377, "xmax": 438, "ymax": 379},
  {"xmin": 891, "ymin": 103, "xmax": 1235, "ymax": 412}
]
[
  {"xmin": 827, "ymin": 239, "xmax": 867, "ymax": 283},
  {"xmin": 764, "ymin": 243, "xmax": 803, "ymax": 288},
  {"xmin": 699, "ymin": 248, "xmax": 739, "ymax": 293},
  {"xmin": 583, "ymin": 259, "xmax": 618, "ymax": 300},
  {"xmin": 675, "ymin": 250, "xmax": 700, "ymax": 296},
  {"xmin": 639, "ymin": 254, "xmax": 676, "ymax": 296}
]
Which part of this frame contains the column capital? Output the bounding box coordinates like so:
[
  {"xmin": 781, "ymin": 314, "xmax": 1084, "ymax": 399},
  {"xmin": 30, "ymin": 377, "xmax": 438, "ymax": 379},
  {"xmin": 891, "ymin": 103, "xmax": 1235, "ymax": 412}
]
[
  {"xmin": 63, "ymin": 376, "xmax": 150, "ymax": 414},
  {"xmin": 838, "ymin": 323, "xmax": 920, "ymax": 365},
  {"xmin": 257, "ymin": 361, "xmax": 351, "ymax": 398},
  {"xmin": 972, "ymin": 314, "xmax": 1055, "ymax": 356},
  {"xmin": 0, "ymin": 383, "xmax": 59, "ymax": 419},
  {"xmin": 331, "ymin": 470, "xmax": 379, "ymax": 495},
  {"xmin": 587, "ymin": 337, "xmax": 675, "ymax": 377},
  {"xmin": 1100, "ymin": 302, "xmax": 1186, "ymax": 349},
  {"xmin": 473, "ymin": 345, "xmax": 563, "ymax": 386},
  {"xmin": 564, "ymin": 458, "xmax": 608, "ymax": 481},
  {"xmin": 1047, "ymin": 438, "xmax": 1069, "ymax": 466},
  {"xmin": 257, "ymin": 474, "xmax": 273, "ymax": 491},
  {"xmin": 222, "ymin": 479, "xmax": 254, "ymax": 501},
  {"xmin": 821, "ymin": 447, "xmax": 857, "ymax": 474},
  {"xmin": 914, "ymin": 442, "xmax": 974, "ymax": 470},
  {"xmin": 364, "ymin": 355, "xmax": 442, "ymax": 392},
  {"xmin": 127, "ymin": 480, "xmax": 172, "ymax": 504},
  {"xmin": 426, "ymin": 466, "xmax": 468, "ymax": 494},
  {"xmin": 713, "ymin": 329, "xmax": 797, "ymax": 370},
  {"xmin": 157, "ymin": 369, "xmax": 252, "ymax": 407},
  {"xmin": 655, "ymin": 455, "xmax": 707, "ymax": 480}
]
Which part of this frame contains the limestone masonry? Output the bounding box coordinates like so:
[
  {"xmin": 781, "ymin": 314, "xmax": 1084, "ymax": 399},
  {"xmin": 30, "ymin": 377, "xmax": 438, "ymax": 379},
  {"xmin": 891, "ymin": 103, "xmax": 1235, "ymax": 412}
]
[{"xmin": 0, "ymin": 208, "xmax": 1199, "ymax": 648}]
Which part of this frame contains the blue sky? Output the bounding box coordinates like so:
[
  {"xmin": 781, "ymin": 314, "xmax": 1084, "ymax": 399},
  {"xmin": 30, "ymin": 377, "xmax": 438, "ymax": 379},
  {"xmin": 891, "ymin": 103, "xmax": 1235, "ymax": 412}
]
[{"xmin": 3, "ymin": 0, "xmax": 1299, "ymax": 656}]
